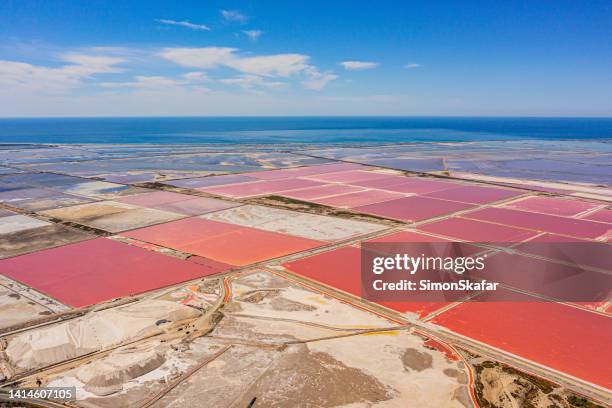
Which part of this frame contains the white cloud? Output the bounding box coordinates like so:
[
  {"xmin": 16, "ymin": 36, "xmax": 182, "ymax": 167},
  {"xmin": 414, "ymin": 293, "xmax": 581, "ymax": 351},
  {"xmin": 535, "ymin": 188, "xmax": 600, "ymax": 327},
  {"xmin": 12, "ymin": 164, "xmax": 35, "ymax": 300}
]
[
  {"xmin": 159, "ymin": 47, "xmax": 236, "ymax": 68},
  {"xmin": 228, "ymin": 54, "xmax": 310, "ymax": 77},
  {"xmin": 100, "ymin": 71, "xmax": 209, "ymax": 90},
  {"xmin": 340, "ymin": 61, "xmax": 378, "ymax": 71},
  {"xmin": 159, "ymin": 47, "xmax": 335, "ymax": 89},
  {"xmin": 182, "ymin": 71, "xmax": 208, "ymax": 81},
  {"xmin": 159, "ymin": 47, "xmax": 311, "ymax": 77},
  {"xmin": 156, "ymin": 19, "xmax": 211, "ymax": 31},
  {"xmin": 219, "ymin": 74, "xmax": 285, "ymax": 89},
  {"xmin": 241, "ymin": 30, "xmax": 262, "ymax": 41},
  {"xmin": 0, "ymin": 54, "xmax": 125, "ymax": 92},
  {"xmin": 60, "ymin": 54, "xmax": 125, "ymax": 72},
  {"xmin": 100, "ymin": 75, "xmax": 186, "ymax": 89},
  {"xmin": 220, "ymin": 9, "xmax": 247, "ymax": 23},
  {"xmin": 302, "ymin": 72, "xmax": 338, "ymax": 90},
  {"xmin": 404, "ymin": 63, "xmax": 421, "ymax": 68}
]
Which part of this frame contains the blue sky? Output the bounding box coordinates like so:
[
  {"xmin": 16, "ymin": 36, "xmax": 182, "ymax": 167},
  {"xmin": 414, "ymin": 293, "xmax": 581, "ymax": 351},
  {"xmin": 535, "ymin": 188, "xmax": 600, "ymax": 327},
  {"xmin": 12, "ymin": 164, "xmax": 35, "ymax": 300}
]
[{"xmin": 1, "ymin": 0, "xmax": 611, "ymax": 116}]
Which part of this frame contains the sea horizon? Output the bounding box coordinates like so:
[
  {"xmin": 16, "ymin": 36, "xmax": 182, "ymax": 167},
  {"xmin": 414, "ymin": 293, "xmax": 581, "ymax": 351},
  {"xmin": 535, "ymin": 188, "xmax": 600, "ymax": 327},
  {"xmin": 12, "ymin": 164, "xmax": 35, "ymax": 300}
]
[{"xmin": 1, "ymin": 116, "xmax": 612, "ymax": 145}]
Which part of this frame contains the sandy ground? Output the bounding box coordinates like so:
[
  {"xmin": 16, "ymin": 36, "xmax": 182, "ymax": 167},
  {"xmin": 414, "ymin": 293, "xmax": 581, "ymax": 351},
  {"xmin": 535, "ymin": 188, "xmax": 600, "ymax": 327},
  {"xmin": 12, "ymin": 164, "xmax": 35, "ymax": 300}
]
[
  {"xmin": 41, "ymin": 201, "xmax": 184, "ymax": 233},
  {"xmin": 202, "ymin": 204, "xmax": 388, "ymax": 241}
]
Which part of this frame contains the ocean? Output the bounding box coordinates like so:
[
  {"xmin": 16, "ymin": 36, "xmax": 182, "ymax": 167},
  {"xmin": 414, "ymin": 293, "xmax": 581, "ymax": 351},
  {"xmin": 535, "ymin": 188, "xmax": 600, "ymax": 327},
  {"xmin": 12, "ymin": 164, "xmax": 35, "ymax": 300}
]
[{"xmin": 0, "ymin": 117, "xmax": 611, "ymax": 144}]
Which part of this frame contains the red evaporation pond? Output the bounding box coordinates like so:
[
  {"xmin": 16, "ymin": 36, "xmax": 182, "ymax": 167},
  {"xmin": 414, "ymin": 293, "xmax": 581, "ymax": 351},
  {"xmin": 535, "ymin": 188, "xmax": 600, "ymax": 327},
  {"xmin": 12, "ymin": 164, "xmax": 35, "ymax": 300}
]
[
  {"xmin": 311, "ymin": 190, "xmax": 405, "ymax": 208},
  {"xmin": 421, "ymin": 337, "xmax": 459, "ymax": 361},
  {"xmin": 201, "ymin": 178, "xmax": 325, "ymax": 198},
  {"xmin": 124, "ymin": 218, "xmax": 323, "ymax": 266},
  {"xmin": 431, "ymin": 289, "xmax": 612, "ymax": 389},
  {"xmin": 418, "ymin": 217, "xmax": 537, "ymax": 243},
  {"xmin": 347, "ymin": 175, "xmax": 414, "ymax": 189},
  {"xmin": 354, "ymin": 196, "xmax": 473, "ymax": 222},
  {"xmin": 461, "ymin": 207, "xmax": 610, "ymax": 239},
  {"xmin": 282, "ymin": 245, "xmax": 449, "ymax": 318},
  {"xmin": 379, "ymin": 179, "xmax": 459, "ymax": 194},
  {"xmin": 471, "ymin": 252, "xmax": 611, "ymax": 307},
  {"xmin": 363, "ymin": 229, "xmax": 486, "ymax": 261},
  {"xmin": 280, "ymin": 184, "xmax": 365, "ymax": 200},
  {"xmin": 584, "ymin": 208, "xmax": 612, "ymax": 224},
  {"xmin": 246, "ymin": 163, "xmax": 365, "ymax": 180},
  {"xmin": 180, "ymin": 228, "xmax": 324, "ymax": 266},
  {"xmin": 424, "ymin": 185, "xmax": 523, "ymax": 205},
  {"xmin": 303, "ymin": 170, "xmax": 392, "ymax": 183},
  {"xmin": 123, "ymin": 217, "xmax": 242, "ymax": 249},
  {"xmin": 516, "ymin": 233, "xmax": 611, "ymax": 272},
  {"xmin": 504, "ymin": 196, "xmax": 600, "ymax": 217},
  {"xmin": 0, "ymin": 238, "xmax": 230, "ymax": 308},
  {"xmin": 116, "ymin": 191, "xmax": 194, "ymax": 206}
]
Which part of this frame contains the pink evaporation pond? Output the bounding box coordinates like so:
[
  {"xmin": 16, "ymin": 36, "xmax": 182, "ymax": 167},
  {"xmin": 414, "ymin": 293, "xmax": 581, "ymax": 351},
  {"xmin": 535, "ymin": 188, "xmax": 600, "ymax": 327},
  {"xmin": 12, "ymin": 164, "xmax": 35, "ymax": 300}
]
[
  {"xmin": 124, "ymin": 218, "xmax": 323, "ymax": 266},
  {"xmin": 462, "ymin": 207, "xmax": 610, "ymax": 239},
  {"xmin": 152, "ymin": 197, "xmax": 240, "ymax": 216},
  {"xmin": 282, "ymin": 246, "xmax": 449, "ymax": 318},
  {"xmin": 312, "ymin": 190, "xmax": 405, "ymax": 208},
  {"xmin": 354, "ymin": 196, "xmax": 473, "ymax": 222},
  {"xmin": 424, "ymin": 185, "xmax": 523, "ymax": 204},
  {"xmin": 504, "ymin": 196, "xmax": 600, "ymax": 217},
  {"xmin": 0, "ymin": 238, "xmax": 230, "ymax": 308},
  {"xmin": 418, "ymin": 217, "xmax": 537, "ymax": 243},
  {"xmin": 116, "ymin": 188, "xmax": 240, "ymax": 215},
  {"xmin": 280, "ymin": 184, "xmax": 365, "ymax": 200},
  {"xmin": 246, "ymin": 163, "xmax": 365, "ymax": 180},
  {"xmin": 347, "ymin": 175, "xmax": 414, "ymax": 189},
  {"xmin": 431, "ymin": 289, "xmax": 612, "ymax": 389},
  {"xmin": 116, "ymin": 191, "xmax": 196, "ymax": 206},
  {"xmin": 496, "ymin": 182, "xmax": 575, "ymax": 195},
  {"xmin": 516, "ymin": 233, "xmax": 612, "ymax": 272},
  {"xmin": 303, "ymin": 170, "xmax": 392, "ymax": 183},
  {"xmin": 200, "ymin": 178, "xmax": 325, "ymax": 198},
  {"xmin": 380, "ymin": 179, "xmax": 459, "ymax": 194},
  {"xmin": 584, "ymin": 208, "xmax": 612, "ymax": 224},
  {"xmin": 167, "ymin": 174, "xmax": 257, "ymax": 189}
]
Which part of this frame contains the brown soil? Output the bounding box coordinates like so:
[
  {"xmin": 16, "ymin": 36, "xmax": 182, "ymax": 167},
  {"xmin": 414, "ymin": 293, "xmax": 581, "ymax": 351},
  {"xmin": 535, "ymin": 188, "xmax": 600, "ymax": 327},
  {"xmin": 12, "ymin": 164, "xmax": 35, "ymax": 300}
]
[
  {"xmin": 401, "ymin": 348, "xmax": 433, "ymax": 372},
  {"xmin": 233, "ymin": 344, "xmax": 394, "ymax": 407}
]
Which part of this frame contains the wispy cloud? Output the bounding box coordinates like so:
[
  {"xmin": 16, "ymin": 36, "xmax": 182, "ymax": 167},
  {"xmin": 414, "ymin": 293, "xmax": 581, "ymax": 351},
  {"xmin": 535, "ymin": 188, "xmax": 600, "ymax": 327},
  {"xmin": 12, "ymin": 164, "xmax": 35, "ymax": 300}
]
[
  {"xmin": 159, "ymin": 47, "xmax": 236, "ymax": 69},
  {"xmin": 160, "ymin": 47, "xmax": 336, "ymax": 90},
  {"xmin": 241, "ymin": 30, "xmax": 262, "ymax": 41},
  {"xmin": 100, "ymin": 75, "xmax": 185, "ymax": 89},
  {"xmin": 155, "ymin": 19, "xmax": 211, "ymax": 31},
  {"xmin": 341, "ymin": 61, "xmax": 378, "ymax": 71},
  {"xmin": 229, "ymin": 54, "xmax": 311, "ymax": 77},
  {"xmin": 302, "ymin": 72, "xmax": 338, "ymax": 90},
  {"xmin": 182, "ymin": 71, "xmax": 208, "ymax": 81},
  {"xmin": 219, "ymin": 74, "xmax": 284, "ymax": 89},
  {"xmin": 100, "ymin": 71, "xmax": 209, "ymax": 90},
  {"xmin": 404, "ymin": 63, "xmax": 421, "ymax": 69},
  {"xmin": 0, "ymin": 53, "xmax": 125, "ymax": 92},
  {"xmin": 160, "ymin": 47, "xmax": 308, "ymax": 77},
  {"xmin": 220, "ymin": 9, "xmax": 248, "ymax": 23}
]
